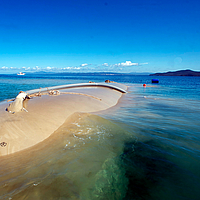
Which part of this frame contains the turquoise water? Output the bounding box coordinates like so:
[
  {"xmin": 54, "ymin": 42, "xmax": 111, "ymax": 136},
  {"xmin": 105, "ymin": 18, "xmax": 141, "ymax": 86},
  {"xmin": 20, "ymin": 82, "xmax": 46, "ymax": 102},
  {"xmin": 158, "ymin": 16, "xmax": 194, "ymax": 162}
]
[{"xmin": 0, "ymin": 73, "xmax": 200, "ymax": 199}]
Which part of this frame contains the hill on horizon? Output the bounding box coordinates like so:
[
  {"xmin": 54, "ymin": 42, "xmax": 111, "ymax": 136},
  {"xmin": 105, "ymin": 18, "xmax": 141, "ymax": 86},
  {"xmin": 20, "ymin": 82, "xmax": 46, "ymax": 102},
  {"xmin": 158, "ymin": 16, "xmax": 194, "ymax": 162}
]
[{"xmin": 150, "ymin": 69, "xmax": 200, "ymax": 76}]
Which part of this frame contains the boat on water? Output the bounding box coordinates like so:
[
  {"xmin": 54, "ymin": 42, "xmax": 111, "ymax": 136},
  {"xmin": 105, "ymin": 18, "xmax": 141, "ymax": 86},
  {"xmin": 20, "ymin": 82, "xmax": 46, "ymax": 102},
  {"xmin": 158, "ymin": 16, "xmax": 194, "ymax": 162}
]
[{"xmin": 17, "ymin": 72, "xmax": 25, "ymax": 75}]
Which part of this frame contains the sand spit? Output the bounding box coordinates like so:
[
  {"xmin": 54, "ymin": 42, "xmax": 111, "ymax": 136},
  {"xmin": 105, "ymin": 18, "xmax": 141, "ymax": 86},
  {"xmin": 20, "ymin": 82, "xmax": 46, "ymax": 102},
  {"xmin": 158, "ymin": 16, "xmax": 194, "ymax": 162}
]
[{"xmin": 0, "ymin": 82, "xmax": 127, "ymax": 156}]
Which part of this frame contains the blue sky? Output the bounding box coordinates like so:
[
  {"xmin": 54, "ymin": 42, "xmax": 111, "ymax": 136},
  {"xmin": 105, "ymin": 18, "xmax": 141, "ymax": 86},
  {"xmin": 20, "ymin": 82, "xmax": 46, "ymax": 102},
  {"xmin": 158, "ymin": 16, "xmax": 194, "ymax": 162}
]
[{"xmin": 0, "ymin": 0, "xmax": 200, "ymax": 73}]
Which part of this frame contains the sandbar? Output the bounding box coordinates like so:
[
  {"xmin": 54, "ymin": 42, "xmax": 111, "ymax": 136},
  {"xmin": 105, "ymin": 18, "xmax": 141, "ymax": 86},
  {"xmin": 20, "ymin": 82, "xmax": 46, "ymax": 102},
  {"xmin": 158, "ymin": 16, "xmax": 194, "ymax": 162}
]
[{"xmin": 0, "ymin": 82, "xmax": 127, "ymax": 156}]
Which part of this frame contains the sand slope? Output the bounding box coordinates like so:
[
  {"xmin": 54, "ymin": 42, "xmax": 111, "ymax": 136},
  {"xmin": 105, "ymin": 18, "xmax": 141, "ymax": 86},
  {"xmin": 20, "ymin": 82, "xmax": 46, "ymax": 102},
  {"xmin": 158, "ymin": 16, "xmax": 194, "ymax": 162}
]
[{"xmin": 0, "ymin": 83, "xmax": 127, "ymax": 156}]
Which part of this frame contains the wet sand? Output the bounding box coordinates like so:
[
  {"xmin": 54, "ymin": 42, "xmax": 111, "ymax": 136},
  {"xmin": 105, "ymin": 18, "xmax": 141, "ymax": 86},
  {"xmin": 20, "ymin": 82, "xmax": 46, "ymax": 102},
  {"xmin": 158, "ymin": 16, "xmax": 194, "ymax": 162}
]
[
  {"xmin": 0, "ymin": 112, "xmax": 131, "ymax": 199},
  {"xmin": 0, "ymin": 83, "xmax": 127, "ymax": 156}
]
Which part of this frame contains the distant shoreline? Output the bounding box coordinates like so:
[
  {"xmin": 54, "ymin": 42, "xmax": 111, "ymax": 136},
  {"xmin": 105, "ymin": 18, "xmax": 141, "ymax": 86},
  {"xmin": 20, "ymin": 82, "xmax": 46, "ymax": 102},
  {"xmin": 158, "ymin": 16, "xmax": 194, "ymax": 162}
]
[
  {"xmin": 0, "ymin": 72, "xmax": 150, "ymax": 76},
  {"xmin": 1, "ymin": 70, "xmax": 200, "ymax": 76},
  {"xmin": 150, "ymin": 69, "xmax": 200, "ymax": 76}
]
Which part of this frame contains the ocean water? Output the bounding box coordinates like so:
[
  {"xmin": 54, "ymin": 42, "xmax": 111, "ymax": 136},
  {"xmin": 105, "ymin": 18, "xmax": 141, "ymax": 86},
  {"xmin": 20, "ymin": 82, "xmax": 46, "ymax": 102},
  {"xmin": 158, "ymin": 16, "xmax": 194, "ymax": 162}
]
[{"xmin": 0, "ymin": 73, "xmax": 200, "ymax": 200}]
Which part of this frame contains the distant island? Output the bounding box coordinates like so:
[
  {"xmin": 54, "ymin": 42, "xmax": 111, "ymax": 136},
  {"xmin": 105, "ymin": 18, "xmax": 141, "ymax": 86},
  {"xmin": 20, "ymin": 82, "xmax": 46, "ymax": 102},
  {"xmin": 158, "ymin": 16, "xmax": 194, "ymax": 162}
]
[{"xmin": 150, "ymin": 69, "xmax": 200, "ymax": 76}]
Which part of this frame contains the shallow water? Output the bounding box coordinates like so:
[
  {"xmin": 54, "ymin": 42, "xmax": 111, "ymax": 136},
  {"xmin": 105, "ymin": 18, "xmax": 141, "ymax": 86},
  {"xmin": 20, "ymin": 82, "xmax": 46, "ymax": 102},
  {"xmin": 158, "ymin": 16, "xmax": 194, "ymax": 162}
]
[
  {"xmin": 0, "ymin": 113, "xmax": 133, "ymax": 200},
  {"xmin": 0, "ymin": 74, "xmax": 200, "ymax": 199},
  {"xmin": 100, "ymin": 84, "xmax": 200, "ymax": 200}
]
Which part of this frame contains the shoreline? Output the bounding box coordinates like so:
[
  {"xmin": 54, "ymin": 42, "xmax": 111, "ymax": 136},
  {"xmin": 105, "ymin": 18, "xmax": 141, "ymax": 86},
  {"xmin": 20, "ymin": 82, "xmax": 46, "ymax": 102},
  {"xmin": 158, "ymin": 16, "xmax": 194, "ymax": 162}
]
[{"xmin": 0, "ymin": 83, "xmax": 127, "ymax": 156}]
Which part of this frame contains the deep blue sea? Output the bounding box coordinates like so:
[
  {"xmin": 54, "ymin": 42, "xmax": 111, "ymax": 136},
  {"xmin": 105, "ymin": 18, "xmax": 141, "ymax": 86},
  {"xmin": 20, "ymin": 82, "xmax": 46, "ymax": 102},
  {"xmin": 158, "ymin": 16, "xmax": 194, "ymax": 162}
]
[{"xmin": 0, "ymin": 73, "xmax": 200, "ymax": 200}]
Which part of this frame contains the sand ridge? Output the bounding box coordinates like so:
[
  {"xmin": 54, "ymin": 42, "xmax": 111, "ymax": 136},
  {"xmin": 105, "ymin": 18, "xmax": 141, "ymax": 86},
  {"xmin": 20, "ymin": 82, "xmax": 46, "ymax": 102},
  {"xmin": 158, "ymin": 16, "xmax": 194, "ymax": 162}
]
[{"xmin": 0, "ymin": 83, "xmax": 127, "ymax": 156}]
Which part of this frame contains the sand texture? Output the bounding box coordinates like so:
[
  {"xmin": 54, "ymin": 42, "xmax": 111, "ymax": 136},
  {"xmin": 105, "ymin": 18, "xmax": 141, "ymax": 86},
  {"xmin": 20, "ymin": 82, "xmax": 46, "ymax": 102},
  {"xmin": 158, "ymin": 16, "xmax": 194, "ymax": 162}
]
[{"xmin": 0, "ymin": 83, "xmax": 127, "ymax": 156}]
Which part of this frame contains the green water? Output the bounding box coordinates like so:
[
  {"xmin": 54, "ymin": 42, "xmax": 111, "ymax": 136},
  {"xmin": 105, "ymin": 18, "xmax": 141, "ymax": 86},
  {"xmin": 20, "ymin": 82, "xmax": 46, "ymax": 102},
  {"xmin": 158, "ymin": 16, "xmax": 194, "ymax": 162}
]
[{"xmin": 0, "ymin": 113, "xmax": 135, "ymax": 200}]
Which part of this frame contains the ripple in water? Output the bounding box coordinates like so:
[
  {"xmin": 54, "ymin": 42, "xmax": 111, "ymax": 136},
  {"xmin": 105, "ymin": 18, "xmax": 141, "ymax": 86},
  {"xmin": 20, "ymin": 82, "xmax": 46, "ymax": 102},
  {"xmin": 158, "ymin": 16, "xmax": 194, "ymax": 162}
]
[{"xmin": 0, "ymin": 113, "xmax": 135, "ymax": 200}]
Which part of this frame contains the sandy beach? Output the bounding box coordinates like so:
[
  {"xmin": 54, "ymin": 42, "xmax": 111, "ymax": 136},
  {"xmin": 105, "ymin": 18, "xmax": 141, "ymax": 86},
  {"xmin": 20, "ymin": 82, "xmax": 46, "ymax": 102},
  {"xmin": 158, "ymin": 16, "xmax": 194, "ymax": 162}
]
[{"xmin": 0, "ymin": 82, "xmax": 127, "ymax": 156}]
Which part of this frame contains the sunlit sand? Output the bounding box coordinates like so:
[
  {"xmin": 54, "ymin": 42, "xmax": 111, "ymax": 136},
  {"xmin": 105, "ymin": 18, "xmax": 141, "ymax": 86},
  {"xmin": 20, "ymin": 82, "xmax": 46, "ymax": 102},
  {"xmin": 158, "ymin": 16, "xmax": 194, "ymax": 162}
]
[{"xmin": 0, "ymin": 82, "xmax": 127, "ymax": 156}]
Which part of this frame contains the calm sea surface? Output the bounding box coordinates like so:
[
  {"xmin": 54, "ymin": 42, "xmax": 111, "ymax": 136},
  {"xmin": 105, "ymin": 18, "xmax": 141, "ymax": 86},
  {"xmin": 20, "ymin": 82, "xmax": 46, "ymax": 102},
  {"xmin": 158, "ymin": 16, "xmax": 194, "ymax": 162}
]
[{"xmin": 0, "ymin": 73, "xmax": 200, "ymax": 200}]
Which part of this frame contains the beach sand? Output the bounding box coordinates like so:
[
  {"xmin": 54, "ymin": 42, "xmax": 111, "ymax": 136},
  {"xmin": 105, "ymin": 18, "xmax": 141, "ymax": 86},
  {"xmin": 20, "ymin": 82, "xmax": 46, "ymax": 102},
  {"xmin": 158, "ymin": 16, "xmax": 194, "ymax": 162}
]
[{"xmin": 0, "ymin": 83, "xmax": 127, "ymax": 156}]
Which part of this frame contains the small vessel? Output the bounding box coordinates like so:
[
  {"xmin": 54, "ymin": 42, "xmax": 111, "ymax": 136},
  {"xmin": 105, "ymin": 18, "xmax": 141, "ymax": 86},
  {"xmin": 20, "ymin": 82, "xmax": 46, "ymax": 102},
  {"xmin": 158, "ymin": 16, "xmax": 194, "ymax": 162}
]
[
  {"xmin": 17, "ymin": 72, "xmax": 25, "ymax": 75},
  {"xmin": 151, "ymin": 79, "xmax": 159, "ymax": 83}
]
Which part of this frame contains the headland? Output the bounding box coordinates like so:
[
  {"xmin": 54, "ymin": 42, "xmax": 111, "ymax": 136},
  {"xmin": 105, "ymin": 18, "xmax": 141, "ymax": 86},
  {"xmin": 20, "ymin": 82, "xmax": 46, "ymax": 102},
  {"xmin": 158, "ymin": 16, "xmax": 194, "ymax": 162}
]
[{"xmin": 150, "ymin": 69, "xmax": 200, "ymax": 76}]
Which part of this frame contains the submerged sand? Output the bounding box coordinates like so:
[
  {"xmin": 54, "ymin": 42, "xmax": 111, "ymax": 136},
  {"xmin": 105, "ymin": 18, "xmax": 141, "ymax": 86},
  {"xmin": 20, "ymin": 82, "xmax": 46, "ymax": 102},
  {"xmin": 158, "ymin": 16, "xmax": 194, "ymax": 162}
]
[
  {"xmin": 0, "ymin": 83, "xmax": 127, "ymax": 156},
  {"xmin": 0, "ymin": 112, "xmax": 131, "ymax": 199}
]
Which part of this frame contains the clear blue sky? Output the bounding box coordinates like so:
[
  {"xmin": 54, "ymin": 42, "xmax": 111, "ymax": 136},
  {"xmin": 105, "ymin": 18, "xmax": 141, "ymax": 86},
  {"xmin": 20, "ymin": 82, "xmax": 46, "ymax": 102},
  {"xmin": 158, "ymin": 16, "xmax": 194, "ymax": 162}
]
[{"xmin": 0, "ymin": 0, "xmax": 200, "ymax": 73}]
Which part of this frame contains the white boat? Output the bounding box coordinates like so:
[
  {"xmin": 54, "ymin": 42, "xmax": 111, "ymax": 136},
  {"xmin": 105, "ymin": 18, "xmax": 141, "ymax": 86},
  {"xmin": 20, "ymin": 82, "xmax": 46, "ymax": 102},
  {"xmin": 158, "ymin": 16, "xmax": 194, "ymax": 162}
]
[{"xmin": 17, "ymin": 72, "xmax": 25, "ymax": 75}]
